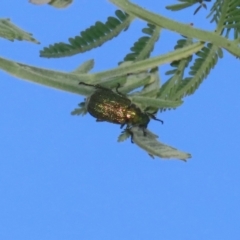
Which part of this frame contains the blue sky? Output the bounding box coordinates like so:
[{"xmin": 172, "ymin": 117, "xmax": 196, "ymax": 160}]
[{"xmin": 0, "ymin": 1, "xmax": 240, "ymax": 239}]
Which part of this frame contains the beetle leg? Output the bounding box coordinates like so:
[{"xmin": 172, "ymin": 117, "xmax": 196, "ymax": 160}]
[
  {"xmin": 143, "ymin": 128, "xmax": 147, "ymax": 136},
  {"xmin": 126, "ymin": 128, "xmax": 134, "ymax": 143},
  {"xmin": 79, "ymin": 82, "xmax": 109, "ymax": 91},
  {"xmin": 96, "ymin": 119, "xmax": 105, "ymax": 122},
  {"xmin": 115, "ymin": 83, "xmax": 126, "ymax": 97},
  {"xmin": 120, "ymin": 123, "xmax": 126, "ymax": 129},
  {"xmin": 130, "ymin": 133, "xmax": 134, "ymax": 144},
  {"xmin": 137, "ymin": 125, "xmax": 147, "ymax": 136},
  {"xmin": 79, "ymin": 82, "xmax": 95, "ymax": 87},
  {"xmin": 148, "ymin": 113, "xmax": 164, "ymax": 124}
]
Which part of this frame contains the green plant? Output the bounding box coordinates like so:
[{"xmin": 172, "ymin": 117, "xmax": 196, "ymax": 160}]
[{"xmin": 1, "ymin": 0, "xmax": 239, "ymax": 160}]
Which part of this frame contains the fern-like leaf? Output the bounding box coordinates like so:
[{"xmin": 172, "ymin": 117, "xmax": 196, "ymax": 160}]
[
  {"xmin": 207, "ymin": 0, "xmax": 240, "ymax": 39},
  {"xmin": 40, "ymin": 10, "xmax": 132, "ymax": 58},
  {"xmin": 71, "ymin": 102, "xmax": 87, "ymax": 116},
  {"xmin": 166, "ymin": 0, "xmax": 211, "ymax": 14},
  {"xmin": 121, "ymin": 23, "xmax": 161, "ymax": 63},
  {"xmin": 0, "ymin": 18, "xmax": 39, "ymax": 43},
  {"xmin": 71, "ymin": 59, "xmax": 94, "ymax": 74},
  {"xmin": 49, "ymin": 0, "xmax": 73, "ymax": 8},
  {"xmin": 127, "ymin": 127, "xmax": 191, "ymax": 161},
  {"xmin": 117, "ymin": 130, "xmax": 131, "ymax": 142},
  {"xmin": 173, "ymin": 43, "xmax": 223, "ymax": 99},
  {"xmin": 158, "ymin": 37, "xmax": 193, "ymax": 101},
  {"xmin": 137, "ymin": 67, "xmax": 160, "ymax": 97}
]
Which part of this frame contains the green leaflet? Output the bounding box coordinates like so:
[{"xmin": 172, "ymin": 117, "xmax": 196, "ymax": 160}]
[
  {"xmin": 120, "ymin": 23, "xmax": 161, "ymax": 63},
  {"xmin": 40, "ymin": 10, "xmax": 133, "ymax": 58},
  {"xmin": 0, "ymin": 18, "xmax": 39, "ymax": 43},
  {"xmin": 166, "ymin": 0, "xmax": 211, "ymax": 15},
  {"xmin": 123, "ymin": 127, "xmax": 191, "ymax": 161}
]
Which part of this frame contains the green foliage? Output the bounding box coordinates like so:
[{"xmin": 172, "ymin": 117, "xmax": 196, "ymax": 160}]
[
  {"xmin": 126, "ymin": 127, "xmax": 191, "ymax": 161},
  {"xmin": 71, "ymin": 102, "xmax": 87, "ymax": 116},
  {"xmin": 121, "ymin": 23, "xmax": 160, "ymax": 63},
  {"xmin": 0, "ymin": 18, "xmax": 39, "ymax": 43},
  {"xmin": 158, "ymin": 38, "xmax": 223, "ymax": 101},
  {"xmin": 71, "ymin": 59, "xmax": 94, "ymax": 74},
  {"xmin": 1, "ymin": 0, "xmax": 240, "ymax": 159},
  {"xmin": 40, "ymin": 10, "xmax": 132, "ymax": 58},
  {"xmin": 49, "ymin": 0, "xmax": 73, "ymax": 8},
  {"xmin": 158, "ymin": 37, "xmax": 193, "ymax": 101},
  {"xmin": 118, "ymin": 127, "xmax": 191, "ymax": 161},
  {"xmin": 207, "ymin": 0, "xmax": 240, "ymax": 38},
  {"xmin": 174, "ymin": 43, "xmax": 223, "ymax": 99},
  {"xmin": 117, "ymin": 130, "xmax": 131, "ymax": 142},
  {"xmin": 166, "ymin": 0, "xmax": 211, "ymax": 15}
]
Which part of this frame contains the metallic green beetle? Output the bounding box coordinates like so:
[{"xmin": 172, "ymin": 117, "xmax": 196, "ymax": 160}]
[{"xmin": 79, "ymin": 82, "xmax": 163, "ymax": 134}]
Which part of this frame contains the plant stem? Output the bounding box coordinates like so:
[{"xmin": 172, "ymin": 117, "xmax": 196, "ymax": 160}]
[{"xmin": 109, "ymin": 0, "xmax": 240, "ymax": 57}]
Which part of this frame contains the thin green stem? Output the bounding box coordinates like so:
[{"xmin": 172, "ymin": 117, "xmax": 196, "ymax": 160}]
[
  {"xmin": 92, "ymin": 42, "xmax": 204, "ymax": 80},
  {"xmin": 0, "ymin": 42, "xmax": 203, "ymax": 96},
  {"xmin": 109, "ymin": 0, "xmax": 240, "ymax": 56}
]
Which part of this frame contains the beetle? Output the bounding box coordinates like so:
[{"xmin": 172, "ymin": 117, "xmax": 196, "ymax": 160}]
[{"xmin": 79, "ymin": 82, "xmax": 163, "ymax": 135}]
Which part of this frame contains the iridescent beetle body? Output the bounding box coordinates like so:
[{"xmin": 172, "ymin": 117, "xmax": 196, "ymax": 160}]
[{"xmin": 79, "ymin": 82, "xmax": 163, "ymax": 133}]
